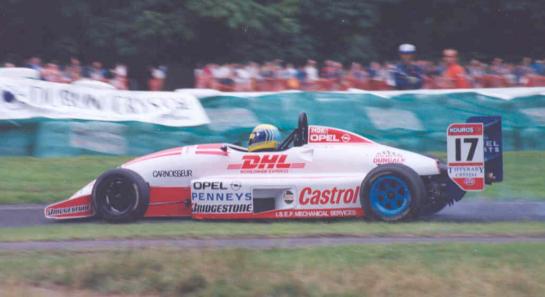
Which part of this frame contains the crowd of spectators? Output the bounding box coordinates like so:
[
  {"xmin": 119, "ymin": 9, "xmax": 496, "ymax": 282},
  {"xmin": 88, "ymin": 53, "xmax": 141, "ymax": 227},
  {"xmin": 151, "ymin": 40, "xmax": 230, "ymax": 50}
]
[
  {"xmin": 4, "ymin": 49, "xmax": 545, "ymax": 92},
  {"xmin": 2, "ymin": 57, "xmax": 167, "ymax": 91},
  {"xmin": 194, "ymin": 48, "xmax": 545, "ymax": 92}
]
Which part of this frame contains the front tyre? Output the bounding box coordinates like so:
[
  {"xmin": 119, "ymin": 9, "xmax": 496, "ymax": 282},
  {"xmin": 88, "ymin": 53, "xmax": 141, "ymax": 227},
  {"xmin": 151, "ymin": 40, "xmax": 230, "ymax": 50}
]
[
  {"xmin": 361, "ymin": 164, "xmax": 425, "ymax": 221},
  {"xmin": 92, "ymin": 168, "xmax": 149, "ymax": 222}
]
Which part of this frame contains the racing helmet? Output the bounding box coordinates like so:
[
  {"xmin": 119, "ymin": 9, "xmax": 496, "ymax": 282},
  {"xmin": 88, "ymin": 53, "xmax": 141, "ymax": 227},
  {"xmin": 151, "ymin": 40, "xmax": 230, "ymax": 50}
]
[{"xmin": 248, "ymin": 124, "xmax": 281, "ymax": 152}]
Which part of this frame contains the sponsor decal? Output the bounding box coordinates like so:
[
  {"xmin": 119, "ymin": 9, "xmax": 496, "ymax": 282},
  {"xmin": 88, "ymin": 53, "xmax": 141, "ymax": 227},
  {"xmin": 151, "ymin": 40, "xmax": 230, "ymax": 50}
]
[
  {"xmin": 299, "ymin": 186, "xmax": 360, "ymax": 205},
  {"xmin": 46, "ymin": 204, "xmax": 91, "ymax": 217},
  {"xmin": 193, "ymin": 181, "xmax": 227, "ymax": 190},
  {"xmin": 308, "ymin": 126, "xmax": 369, "ymax": 144},
  {"xmin": 230, "ymin": 181, "xmax": 242, "ymax": 191},
  {"xmin": 447, "ymin": 122, "xmax": 485, "ymax": 191},
  {"xmin": 191, "ymin": 179, "xmax": 252, "ymax": 214},
  {"xmin": 153, "ymin": 169, "xmax": 192, "ymax": 178},
  {"xmin": 191, "ymin": 192, "xmax": 252, "ymax": 201},
  {"xmin": 192, "ymin": 203, "xmax": 252, "ymax": 213},
  {"xmin": 309, "ymin": 132, "xmax": 352, "ymax": 143},
  {"xmin": 283, "ymin": 190, "xmax": 294, "ymax": 204},
  {"xmin": 341, "ymin": 134, "xmax": 351, "ymax": 142},
  {"xmin": 275, "ymin": 209, "xmax": 359, "ymax": 218},
  {"xmin": 448, "ymin": 166, "xmax": 484, "ymax": 177},
  {"xmin": 447, "ymin": 123, "xmax": 483, "ymax": 136},
  {"xmin": 464, "ymin": 178, "xmax": 475, "ymax": 186},
  {"xmin": 227, "ymin": 154, "xmax": 305, "ymax": 173},
  {"xmin": 372, "ymin": 150, "xmax": 405, "ymax": 165},
  {"xmin": 484, "ymin": 139, "xmax": 501, "ymax": 154},
  {"xmin": 449, "ymin": 127, "xmax": 474, "ymax": 133}
]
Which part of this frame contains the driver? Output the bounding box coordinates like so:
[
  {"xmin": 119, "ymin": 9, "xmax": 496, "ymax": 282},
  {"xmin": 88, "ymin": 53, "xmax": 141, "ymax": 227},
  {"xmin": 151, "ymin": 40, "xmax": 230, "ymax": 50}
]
[{"xmin": 248, "ymin": 124, "xmax": 281, "ymax": 152}]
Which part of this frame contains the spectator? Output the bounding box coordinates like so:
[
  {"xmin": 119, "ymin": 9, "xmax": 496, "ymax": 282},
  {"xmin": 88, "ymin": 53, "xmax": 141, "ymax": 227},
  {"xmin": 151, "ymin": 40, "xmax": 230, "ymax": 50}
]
[
  {"xmin": 25, "ymin": 56, "xmax": 42, "ymax": 72},
  {"xmin": 88, "ymin": 61, "xmax": 107, "ymax": 82},
  {"xmin": 295, "ymin": 65, "xmax": 307, "ymax": 87},
  {"xmin": 64, "ymin": 57, "xmax": 82, "ymax": 82},
  {"xmin": 281, "ymin": 63, "xmax": 299, "ymax": 89},
  {"xmin": 234, "ymin": 64, "xmax": 252, "ymax": 91},
  {"xmin": 515, "ymin": 57, "xmax": 534, "ymax": 85},
  {"xmin": 110, "ymin": 64, "xmax": 128, "ymax": 90},
  {"xmin": 148, "ymin": 66, "xmax": 166, "ymax": 91},
  {"xmin": 532, "ymin": 59, "xmax": 545, "ymax": 76},
  {"xmin": 467, "ymin": 59, "xmax": 485, "ymax": 87},
  {"xmin": 41, "ymin": 62, "xmax": 65, "ymax": 83},
  {"xmin": 214, "ymin": 64, "xmax": 234, "ymax": 91},
  {"xmin": 441, "ymin": 48, "xmax": 471, "ymax": 88},
  {"xmin": 304, "ymin": 59, "xmax": 319, "ymax": 84},
  {"xmin": 393, "ymin": 43, "xmax": 424, "ymax": 90},
  {"xmin": 321, "ymin": 60, "xmax": 335, "ymax": 79},
  {"xmin": 3, "ymin": 62, "xmax": 15, "ymax": 68},
  {"xmin": 368, "ymin": 62, "xmax": 392, "ymax": 90},
  {"xmin": 346, "ymin": 62, "xmax": 368, "ymax": 89}
]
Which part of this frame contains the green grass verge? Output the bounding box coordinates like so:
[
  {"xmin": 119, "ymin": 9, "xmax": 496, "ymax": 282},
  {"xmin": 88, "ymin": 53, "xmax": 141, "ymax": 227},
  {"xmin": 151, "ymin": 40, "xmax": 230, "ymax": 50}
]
[
  {"xmin": 2, "ymin": 243, "xmax": 545, "ymax": 296},
  {"xmin": 433, "ymin": 151, "xmax": 545, "ymax": 200},
  {"xmin": 1, "ymin": 221, "xmax": 544, "ymax": 242},
  {"xmin": 0, "ymin": 156, "xmax": 130, "ymax": 204},
  {"xmin": 0, "ymin": 151, "xmax": 543, "ymax": 204}
]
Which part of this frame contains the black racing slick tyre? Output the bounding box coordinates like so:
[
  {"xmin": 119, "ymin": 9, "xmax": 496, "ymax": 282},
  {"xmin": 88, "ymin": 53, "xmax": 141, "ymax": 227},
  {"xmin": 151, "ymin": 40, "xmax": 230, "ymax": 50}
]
[
  {"xmin": 361, "ymin": 164, "xmax": 426, "ymax": 222},
  {"xmin": 92, "ymin": 168, "xmax": 149, "ymax": 222}
]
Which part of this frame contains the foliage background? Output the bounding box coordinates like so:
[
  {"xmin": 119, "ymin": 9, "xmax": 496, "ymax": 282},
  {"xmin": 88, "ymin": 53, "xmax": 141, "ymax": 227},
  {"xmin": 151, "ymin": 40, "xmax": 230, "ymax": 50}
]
[{"xmin": 1, "ymin": 0, "xmax": 544, "ymax": 87}]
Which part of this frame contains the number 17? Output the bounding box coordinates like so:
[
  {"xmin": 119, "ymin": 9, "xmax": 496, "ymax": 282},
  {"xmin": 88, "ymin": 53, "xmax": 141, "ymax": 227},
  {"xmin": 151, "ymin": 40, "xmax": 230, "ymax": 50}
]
[{"xmin": 455, "ymin": 138, "xmax": 478, "ymax": 161}]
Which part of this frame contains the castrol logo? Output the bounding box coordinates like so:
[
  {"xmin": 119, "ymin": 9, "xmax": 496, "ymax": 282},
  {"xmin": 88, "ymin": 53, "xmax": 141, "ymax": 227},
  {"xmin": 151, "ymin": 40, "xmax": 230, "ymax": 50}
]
[{"xmin": 299, "ymin": 186, "xmax": 360, "ymax": 205}]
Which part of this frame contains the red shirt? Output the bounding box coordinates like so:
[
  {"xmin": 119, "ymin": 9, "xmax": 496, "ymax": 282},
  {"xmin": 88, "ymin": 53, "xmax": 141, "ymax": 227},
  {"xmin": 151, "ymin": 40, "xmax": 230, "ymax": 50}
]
[{"xmin": 445, "ymin": 64, "xmax": 470, "ymax": 88}]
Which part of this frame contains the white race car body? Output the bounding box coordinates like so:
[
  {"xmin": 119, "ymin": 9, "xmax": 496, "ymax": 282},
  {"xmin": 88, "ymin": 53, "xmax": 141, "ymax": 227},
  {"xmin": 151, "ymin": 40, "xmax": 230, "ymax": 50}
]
[{"xmin": 45, "ymin": 124, "xmax": 448, "ymax": 221}]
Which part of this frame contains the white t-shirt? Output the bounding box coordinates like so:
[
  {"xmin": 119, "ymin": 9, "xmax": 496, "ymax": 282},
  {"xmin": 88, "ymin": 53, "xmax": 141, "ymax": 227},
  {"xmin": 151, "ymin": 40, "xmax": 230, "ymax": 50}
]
[
  {"xmin": 215, "ymin": 66, "xmax": 232, "ymax": 79},
  {"xmin": 235, "ymin": 68, "xmax": 251, "ymax": 83},
  {"xmin": 305, "ymin": 66, "xmax": 318, "ymax": 81}
]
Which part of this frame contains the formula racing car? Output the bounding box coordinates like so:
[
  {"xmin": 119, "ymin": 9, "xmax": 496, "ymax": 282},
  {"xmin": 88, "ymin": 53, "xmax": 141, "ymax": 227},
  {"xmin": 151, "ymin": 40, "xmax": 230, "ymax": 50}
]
[{"xmin": 45, "ymin": 113, "xmax": 503, "ymax": 222}]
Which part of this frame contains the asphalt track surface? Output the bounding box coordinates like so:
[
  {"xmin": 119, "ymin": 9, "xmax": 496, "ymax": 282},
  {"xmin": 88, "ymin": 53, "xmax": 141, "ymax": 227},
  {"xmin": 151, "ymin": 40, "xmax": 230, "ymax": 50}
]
[
  {"xmin": 1, "ymin": 201, "xmax": 545, "ymax": 250},
  {"xmin": 2, "ymin": 201, "xmax": 545, "ymax": 228}
]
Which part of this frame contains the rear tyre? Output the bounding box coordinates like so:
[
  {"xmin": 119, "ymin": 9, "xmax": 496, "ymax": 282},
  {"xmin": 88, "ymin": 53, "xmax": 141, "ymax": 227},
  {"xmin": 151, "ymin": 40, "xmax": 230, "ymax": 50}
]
[
  {"xmin": 361, "ymin": 164, "xmax": 425, "ymax": 222},
  {"xmin": 92, "ymin": 168, "xmax": 149, "ymax": 222}
]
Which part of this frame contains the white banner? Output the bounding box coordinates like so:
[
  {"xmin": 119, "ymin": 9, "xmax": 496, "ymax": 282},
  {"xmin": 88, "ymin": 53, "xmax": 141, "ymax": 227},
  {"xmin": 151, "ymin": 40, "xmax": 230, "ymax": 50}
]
[{"xmin": 0, "ymin": 78, "xmax": 210, "ymax": 127}]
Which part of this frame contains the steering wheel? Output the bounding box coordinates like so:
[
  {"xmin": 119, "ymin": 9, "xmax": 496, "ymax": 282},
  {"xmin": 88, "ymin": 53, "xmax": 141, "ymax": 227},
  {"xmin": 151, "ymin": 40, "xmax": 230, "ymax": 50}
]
[{"xmin": 295, "ymin": 112, "xmax": 308, "ymax": 146}]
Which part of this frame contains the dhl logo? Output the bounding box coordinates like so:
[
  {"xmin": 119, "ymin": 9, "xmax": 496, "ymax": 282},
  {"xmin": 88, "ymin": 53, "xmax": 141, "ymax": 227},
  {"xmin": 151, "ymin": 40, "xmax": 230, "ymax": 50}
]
[{"xmin": 227, "ymin": 154, "xmax": 305, "ymax": 170}]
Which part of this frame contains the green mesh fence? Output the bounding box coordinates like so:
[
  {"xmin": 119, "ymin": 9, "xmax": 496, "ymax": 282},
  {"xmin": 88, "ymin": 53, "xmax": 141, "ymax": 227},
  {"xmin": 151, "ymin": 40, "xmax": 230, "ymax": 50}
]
[{"xmin": 1, "ymin": 91, "xmax": 544, "ymax": 156}]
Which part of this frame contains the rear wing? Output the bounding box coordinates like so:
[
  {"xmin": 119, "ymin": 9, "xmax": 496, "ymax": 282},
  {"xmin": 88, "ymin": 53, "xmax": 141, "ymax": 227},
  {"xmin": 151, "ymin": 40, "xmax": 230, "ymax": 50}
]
[{"xmin": 446, "ymin": 116, "xmax": 503, "ymax": 191}]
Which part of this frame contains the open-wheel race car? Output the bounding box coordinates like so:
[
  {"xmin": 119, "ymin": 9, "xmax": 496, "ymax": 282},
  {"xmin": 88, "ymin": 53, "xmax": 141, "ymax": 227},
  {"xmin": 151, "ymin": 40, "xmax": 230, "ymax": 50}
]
[{"xmin": 45, "ymin": 112, "xmax": 503, "ymax": 222}]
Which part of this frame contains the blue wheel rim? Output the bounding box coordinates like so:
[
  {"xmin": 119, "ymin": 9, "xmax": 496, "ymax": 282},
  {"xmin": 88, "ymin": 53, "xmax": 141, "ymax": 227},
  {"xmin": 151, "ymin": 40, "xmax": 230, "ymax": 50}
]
[{"xmin": 369, "ymin": 175, "xmax": 411, "ymax": 218}]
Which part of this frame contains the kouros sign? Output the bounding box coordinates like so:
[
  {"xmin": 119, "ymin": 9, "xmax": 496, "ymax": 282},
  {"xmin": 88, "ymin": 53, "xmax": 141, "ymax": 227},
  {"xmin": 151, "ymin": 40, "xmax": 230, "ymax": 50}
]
[{"xmin": 0, "ymin": 78, "xmax": 210, "ymax": 127}]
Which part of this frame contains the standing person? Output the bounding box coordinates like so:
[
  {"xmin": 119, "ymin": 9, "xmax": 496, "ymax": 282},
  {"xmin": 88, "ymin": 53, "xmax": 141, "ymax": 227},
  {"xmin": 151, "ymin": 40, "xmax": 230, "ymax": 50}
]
[
  {"xmin": 41, "ymin": 62, "xmax": 64, "ymax": 83},
  {"xmin": 88, "ymin": 61, "xmax": 107, "ymax": 82},
  {"xmin": 64, "ymin": 57, "xmax": 82, "ymax": 82},
  {"xmin": 515, "ymin": 57, "xmax": 534, "ymax": 86},
  {"xmin": 148, "ymin": 66, "xmax": 166, "ymax": 91},
  {"xmin": 25, "ymin": 56, "xmax": 43, "ymax": 72},
  {"xmin": 442, "ymin": 48, "xmax": 470, "ymax": 88},
  {"xmin": 304, "ymin": 59, "xmax": 318, "ymax": 90},
  {"xmin": 393, "ymin": 43, "xmax": 423, "ymax": 90},
  {"xmin": 282, "ymin": 63, "xmax": 300, "ymax": 89},
  {"xmin": 234, "ymin": 64, "xmax": 251, "ymax": 91},
  {"xmin": 110, "ymin": 64, "xmax": 129, "ymax": 90}
]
